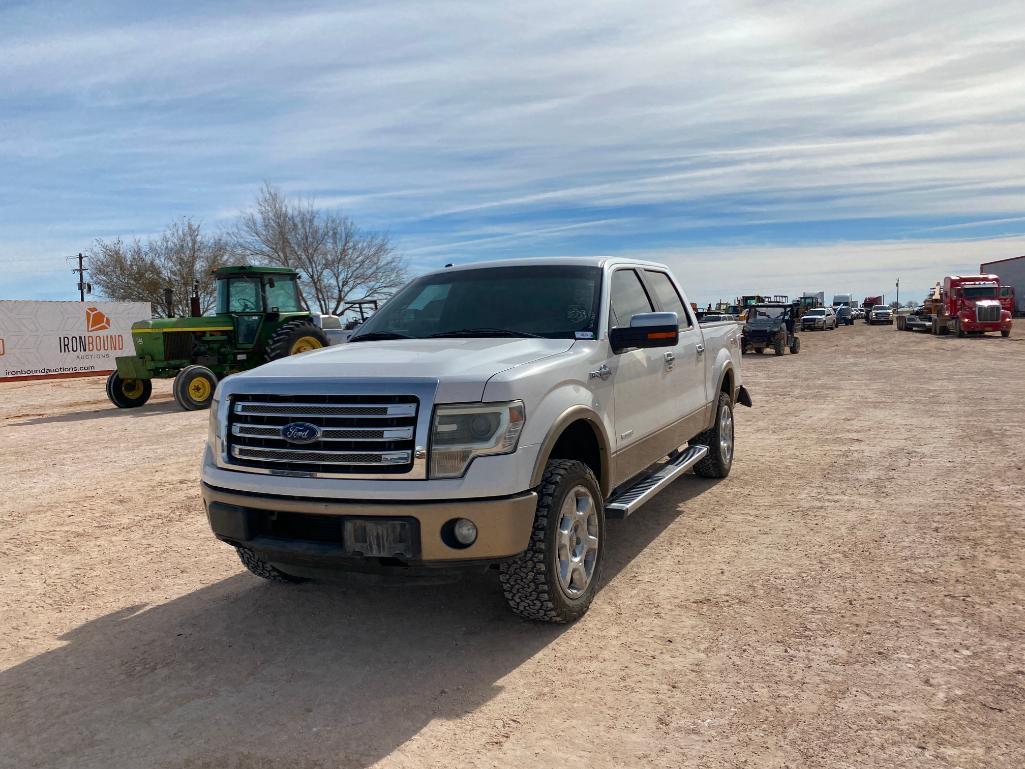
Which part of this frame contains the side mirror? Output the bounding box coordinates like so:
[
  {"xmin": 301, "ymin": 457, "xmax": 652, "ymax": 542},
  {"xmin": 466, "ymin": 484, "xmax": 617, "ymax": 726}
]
[{"xmin": 609, "ymin": 312, "xmax": 679, "ymax": 353}]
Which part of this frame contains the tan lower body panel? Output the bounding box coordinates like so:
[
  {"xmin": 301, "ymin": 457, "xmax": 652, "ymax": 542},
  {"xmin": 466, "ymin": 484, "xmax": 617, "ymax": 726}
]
[{"xmin": 202, "ymin": 484, "xmax": 538, "ymax": 562}]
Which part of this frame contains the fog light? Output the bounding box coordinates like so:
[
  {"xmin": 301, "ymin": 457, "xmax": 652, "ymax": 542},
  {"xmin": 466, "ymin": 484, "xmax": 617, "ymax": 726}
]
[{"xmin": 453, "ymin": 518, "xmax": 478, "ymax": 546}]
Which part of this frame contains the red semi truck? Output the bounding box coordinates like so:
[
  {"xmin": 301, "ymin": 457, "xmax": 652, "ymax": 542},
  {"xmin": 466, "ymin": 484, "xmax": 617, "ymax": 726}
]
[
  {"xmin": 932, "ymin": 274, "xmax": 1012, "ymax": 337},
  {"xmin": 862, "ymin": 295, "xmax": 883, "ymax": 324}
]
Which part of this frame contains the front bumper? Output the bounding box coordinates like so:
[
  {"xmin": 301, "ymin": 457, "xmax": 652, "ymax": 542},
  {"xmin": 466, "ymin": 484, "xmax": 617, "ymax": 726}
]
[{"xmin": 202, "ymin": 483, "xmax": 538, "ymax": 565}]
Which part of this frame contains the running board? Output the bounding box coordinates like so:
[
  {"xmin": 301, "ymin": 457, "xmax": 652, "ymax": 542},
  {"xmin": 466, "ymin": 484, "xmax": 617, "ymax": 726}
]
[{"xmin": 604, "ymin": 444, "xmax": 709, "ymax": 519}]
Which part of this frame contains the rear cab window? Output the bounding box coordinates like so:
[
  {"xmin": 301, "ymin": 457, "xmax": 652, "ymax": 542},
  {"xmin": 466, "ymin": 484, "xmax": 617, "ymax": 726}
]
[{"xmin": 643, "ymin": 270, "xmax": 693, "ymax": 328}]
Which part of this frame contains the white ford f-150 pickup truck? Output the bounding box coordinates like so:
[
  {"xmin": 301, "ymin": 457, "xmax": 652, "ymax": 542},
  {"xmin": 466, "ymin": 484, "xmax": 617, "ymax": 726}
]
[{"xmin": 202, "ymin": 258, "xmax": 751, "ymax": 622}]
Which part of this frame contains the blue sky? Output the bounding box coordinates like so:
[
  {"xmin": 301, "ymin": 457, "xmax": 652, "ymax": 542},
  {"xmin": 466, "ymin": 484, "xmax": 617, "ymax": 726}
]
[{"xmin": 2, "ymin": 0, "xmax": 1025, "ymax": 306}]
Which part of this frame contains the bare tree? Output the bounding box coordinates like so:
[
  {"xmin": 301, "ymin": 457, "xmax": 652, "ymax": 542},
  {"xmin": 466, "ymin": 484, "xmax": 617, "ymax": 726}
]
[
  {"xmin": 90, "ymin": 219, "xmax": 234, "ymax": 317},
  {"xmin": 232, "ymin": 184, "xmax": 405, "ymax": 314}
]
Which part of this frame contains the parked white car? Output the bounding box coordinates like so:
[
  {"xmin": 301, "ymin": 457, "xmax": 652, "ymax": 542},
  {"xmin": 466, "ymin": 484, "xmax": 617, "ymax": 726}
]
[
  {"xmin": 801, "ymin": 307, "xmax": 837, "ymax": 330},
  {"xmin": 201, "ymin": 257, "xmax": 751, "ymax": 622}
]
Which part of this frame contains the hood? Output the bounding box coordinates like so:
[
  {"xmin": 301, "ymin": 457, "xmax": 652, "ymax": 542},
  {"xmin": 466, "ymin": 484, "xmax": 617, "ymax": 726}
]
[{"xmin": 238, "ymin": 337, "xmax": 575, "ymax": 401}]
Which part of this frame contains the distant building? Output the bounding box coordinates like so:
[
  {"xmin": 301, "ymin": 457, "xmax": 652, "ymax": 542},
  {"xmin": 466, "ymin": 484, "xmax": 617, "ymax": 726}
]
[{"xmin": 981, "ymin": 256, "xmax": 1025, "ymax": 315}]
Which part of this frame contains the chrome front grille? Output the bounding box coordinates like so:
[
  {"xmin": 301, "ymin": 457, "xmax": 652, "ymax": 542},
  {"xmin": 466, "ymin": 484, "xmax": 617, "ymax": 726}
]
[
  {"xmin": 977, "ymin": 305, "xmax": 1000, "ymax": 322},
  {"xmin": 226, "ymin": 394, "xmax": 419, "ymax": 475}
]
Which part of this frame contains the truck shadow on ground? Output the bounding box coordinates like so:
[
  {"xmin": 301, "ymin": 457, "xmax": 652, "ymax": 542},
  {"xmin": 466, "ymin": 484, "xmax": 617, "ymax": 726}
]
[
  {"xmin": 9, "ymin": 399, "xmax": 181, "ymax": 426},
  {"xmin": 2, "ymin": 478, "xmax": 718, "ymax": 769}
]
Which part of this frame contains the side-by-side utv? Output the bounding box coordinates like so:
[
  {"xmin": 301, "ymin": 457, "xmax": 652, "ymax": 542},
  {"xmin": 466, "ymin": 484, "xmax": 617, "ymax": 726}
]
[
  {"xmin": 107, "ymin": 266, "xmax": 329, "ymax": 411},
  {"xmin": 741, "ymin": 302, "xmax": 800, "ymax": 356}
]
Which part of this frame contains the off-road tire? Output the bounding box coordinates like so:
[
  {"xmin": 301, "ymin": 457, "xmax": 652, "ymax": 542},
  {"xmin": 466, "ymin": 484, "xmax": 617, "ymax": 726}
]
[
  {"xmin": 693, "ymin": 392, "xmax": 734, "ymax": 479},
  {"xmin": 236, "ymin": 546, "xmax": 306, "ymax": 583},
  {"xmin": 173, "ymin": 365, "xmax": 217, "ymax": 411},
  {"xmin": 773, "ymin": 337, "xmax": 785, "ymax": 355},
  {"xmin": 499, "ymin": 459, "xmax": 605, "ymax": 623},
  {"xmin": 790, "ymin": 336, "xmax": 801, "ymax": 354},
  {"xmin": 106, "ymin": 371, "xmax": 152, "ymax": 408},
  {"xmin": 265, "ymin": 319, "xmax": 330, "ymax": 361}
]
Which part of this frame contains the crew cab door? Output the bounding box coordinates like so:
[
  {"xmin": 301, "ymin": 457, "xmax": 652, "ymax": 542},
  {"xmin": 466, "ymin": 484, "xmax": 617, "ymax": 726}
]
[
  {"xmin": 607, "ymin": 268, "xmax": 665, "ymax": 451},
  {"xmin": 641, "ymin": 269, "xmax": 707, "ymax": 423}
]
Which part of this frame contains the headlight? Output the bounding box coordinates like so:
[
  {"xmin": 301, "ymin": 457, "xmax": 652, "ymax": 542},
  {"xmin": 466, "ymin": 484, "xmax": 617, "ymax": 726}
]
[{"xmin": 430, "ymin": 401, "xmax": 525, "ymax": 478}]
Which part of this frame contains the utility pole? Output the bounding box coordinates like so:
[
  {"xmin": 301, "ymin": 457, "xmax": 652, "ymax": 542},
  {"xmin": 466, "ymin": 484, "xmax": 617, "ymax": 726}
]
[
  {"xmin": 895, "ymin": 277, "xmax": 900, "ymax": 308},
  {"xmin": 71, "ymin": 252, "xmax": 91, "ymax": 301}
]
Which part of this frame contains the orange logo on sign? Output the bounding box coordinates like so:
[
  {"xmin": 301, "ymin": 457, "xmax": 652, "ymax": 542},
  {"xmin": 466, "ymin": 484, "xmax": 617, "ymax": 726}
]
[{"xmin": 86, "ymin": 306, "xmax": 111, "ymax": 332}]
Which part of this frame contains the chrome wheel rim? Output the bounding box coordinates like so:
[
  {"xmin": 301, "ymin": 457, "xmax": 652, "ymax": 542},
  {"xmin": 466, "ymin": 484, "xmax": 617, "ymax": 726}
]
[
  {"xmin": 556, "ymin": 485, "xmax": 599, "ymax": 598},
  {"xmin": 719, "ymin": 404, "xmax": 734, "ymax": 465}
]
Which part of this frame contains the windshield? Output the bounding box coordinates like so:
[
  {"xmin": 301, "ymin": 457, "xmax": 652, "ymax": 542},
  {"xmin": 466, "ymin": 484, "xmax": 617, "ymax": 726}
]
[
  {"xmin": 873, "ymin": 305, "xmax": 889, "ymax": 311},
  {"xmin": 806, "ymin": 309, "xmax": 825, "ymax": 316},
  {"xmin": 749, "ymin": 306, "xmax": 784, "ymax": 320},
  {"xmin": 961, "ymin": 286, "xmax": 997, "ymax": 299},
  {"xmin": 351, "ymin": 265, "xmax": 602, "ymax": 340}
]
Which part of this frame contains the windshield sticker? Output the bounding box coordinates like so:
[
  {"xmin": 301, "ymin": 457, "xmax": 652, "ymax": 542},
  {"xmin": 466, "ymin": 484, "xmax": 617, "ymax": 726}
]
[{"xmin": 575, "ymin": 331, "xmax": 595, "ymax": 339}]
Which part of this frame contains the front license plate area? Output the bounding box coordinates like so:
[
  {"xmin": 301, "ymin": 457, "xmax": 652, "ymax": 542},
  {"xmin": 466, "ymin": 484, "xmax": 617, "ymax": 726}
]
[{"xmin": 344, "ymin": 518, "xmax": 419, "ymax": 559}]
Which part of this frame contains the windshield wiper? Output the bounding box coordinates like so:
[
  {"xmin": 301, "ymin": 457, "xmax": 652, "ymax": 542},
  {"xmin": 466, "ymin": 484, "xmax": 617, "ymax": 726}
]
[
  {"xmin": 348, "ymin": 331, "xmax": 412, "ymax": 343},
  {"xmin": 428, "ymin": 327, "xmax": 544, "ymax": 339}
]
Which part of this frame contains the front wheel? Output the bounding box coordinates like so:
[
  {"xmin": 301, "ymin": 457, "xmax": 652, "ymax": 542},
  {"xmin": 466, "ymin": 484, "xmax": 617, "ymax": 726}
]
[
  {"xmin": 236, "ymin": 547, "xmax": 306, "ymax": 583},
  {"xmin": 694, "ymin": 392, "xmax": 734, "ymax": 479},
  {"xmin": 1002, "ymin": 329, "xmax": 1011, "ymax": 337},
  {"xmin": 790, "ymin": 336, "xmax": 801, "ymax": 354},
  {"xmin": 773, "ymin": 337, "xmax": 785, "ymax": 355},
  {"xmin": 500, "ymin": 459, "xmax": 604, "ymax": 623},
  {"xmin": 106, "ymin": 371, "xmax": 152, "ymax": 408},
  {"xmin": 173, "ymin": 365, "xmax": 217, "ymax": 411}
]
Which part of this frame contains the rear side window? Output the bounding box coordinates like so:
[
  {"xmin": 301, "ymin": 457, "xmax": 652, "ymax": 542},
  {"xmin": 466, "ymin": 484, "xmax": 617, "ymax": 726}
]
[
  {"xmin": 644, "ymin": 270, "xmax": 692, "ymax": 327},
  {"xmin": 609, "ymin": 269, "xmax": 654, "ymax": 328}
]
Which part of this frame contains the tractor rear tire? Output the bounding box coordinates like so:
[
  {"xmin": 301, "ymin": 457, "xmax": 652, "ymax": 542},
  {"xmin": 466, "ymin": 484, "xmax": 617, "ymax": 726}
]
[
  {"xmin": 173, "ymin": 365, "xmax": 217, "ymax": 411},
  {"xmin": 106, "ymin": 372, "xmax": 152, "ymax": 409},
  {"xmin": 266, "ymin": 319, "xmax": 330, "ymax": 361}
]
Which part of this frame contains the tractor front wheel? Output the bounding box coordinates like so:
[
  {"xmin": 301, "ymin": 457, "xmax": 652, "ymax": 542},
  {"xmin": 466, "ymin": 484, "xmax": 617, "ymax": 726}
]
[
  {"xmin": 106, "ymin": 372, "xmax": 152, "ymax": 409},
  {"xmin": 266, "ymin": 319, "xmax": 330, "ymax": 361},
  {"xmin": 173, "ymin": 365, "xmax": 218, "ymax": 411}
]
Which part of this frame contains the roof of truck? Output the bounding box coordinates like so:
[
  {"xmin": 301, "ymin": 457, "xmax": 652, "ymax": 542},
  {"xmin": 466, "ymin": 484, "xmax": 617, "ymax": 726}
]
[{"xmin": 432, "ymin": 256, "xmax": 671, "ymax": 272}]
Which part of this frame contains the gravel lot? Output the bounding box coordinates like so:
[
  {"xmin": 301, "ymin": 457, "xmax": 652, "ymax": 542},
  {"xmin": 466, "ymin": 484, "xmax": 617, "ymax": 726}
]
[{"xmin": 1, "ymin": 322, "xmax": 1023, "ymax": 769}]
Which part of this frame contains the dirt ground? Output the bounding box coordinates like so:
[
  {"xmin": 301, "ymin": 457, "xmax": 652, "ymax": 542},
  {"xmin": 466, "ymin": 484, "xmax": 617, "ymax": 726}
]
[{"xmin": 1, "ymin": 322, "xmax": 1023, "ymax": 769}]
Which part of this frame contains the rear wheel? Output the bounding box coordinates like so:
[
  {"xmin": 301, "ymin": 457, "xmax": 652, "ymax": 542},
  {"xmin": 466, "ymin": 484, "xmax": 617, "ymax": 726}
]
[
  {"xmin": 106, "ymin": 372, "xmax": 152, "ymax": 408},
  {"xmin": 266, "ymin": 319, "xmax": 330, "ymax": 360},
  {"xmin": 500, "ymin": 459, "xmax": 604, "ymax": 623},
  {"xmin": 694, "ymin": 392, "xmax": 734, "ymax": 479},
  {"xmin": 173, "ymin": 365, "xmax": 217, "ymax": 411}
]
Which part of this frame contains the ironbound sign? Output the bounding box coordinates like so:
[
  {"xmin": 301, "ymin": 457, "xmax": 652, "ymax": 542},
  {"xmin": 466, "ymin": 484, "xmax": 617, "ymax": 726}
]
[{"xmin": 0, "ymin": 300, "xmax": 151, "ymax": 381}]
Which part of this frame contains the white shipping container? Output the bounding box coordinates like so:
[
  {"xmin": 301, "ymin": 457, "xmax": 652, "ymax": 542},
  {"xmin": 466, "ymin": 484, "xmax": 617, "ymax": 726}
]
[
  {"xmin": 981, "ymin": 256, "xmax": 1025, "ymax": 315},
  {"xmin": 0, "ymin": 300, "xmax": 151, "ymax": 381}
]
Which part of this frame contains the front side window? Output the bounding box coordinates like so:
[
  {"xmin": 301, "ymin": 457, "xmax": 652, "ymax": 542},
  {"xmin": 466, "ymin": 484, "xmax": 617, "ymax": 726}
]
[
  {"xmin": 228, "ymin": 278, "xmax": 262, "ymax": 313},
  {"xmin": 609, "ymin": 269, "xmax": 654, "ymax": 328}
]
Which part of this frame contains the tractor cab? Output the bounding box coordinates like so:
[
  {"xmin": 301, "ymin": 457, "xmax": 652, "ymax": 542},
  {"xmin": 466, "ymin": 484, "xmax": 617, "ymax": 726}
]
[{"xmin": 213, "ymin": 266, "xmax": 309, "ymax": 350}]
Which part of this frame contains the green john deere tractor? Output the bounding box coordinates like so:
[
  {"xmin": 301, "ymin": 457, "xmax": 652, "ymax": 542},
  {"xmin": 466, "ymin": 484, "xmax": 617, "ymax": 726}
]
[{"xmin": 106, "ymin": 265, "xmax": 329, "ymax": 411}]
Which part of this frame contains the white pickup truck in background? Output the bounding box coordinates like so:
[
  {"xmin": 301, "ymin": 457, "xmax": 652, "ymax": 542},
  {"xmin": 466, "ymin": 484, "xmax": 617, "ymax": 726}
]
[{"xmin": 202, "ymin": 258, "xmax": 751, "ymax": 622}]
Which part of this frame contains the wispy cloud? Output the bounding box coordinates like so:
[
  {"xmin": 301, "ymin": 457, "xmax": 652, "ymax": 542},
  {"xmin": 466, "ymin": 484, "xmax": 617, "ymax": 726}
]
[{"xmin": 1, "ymin": 0, "xmax": 1024, "ymax": 301}]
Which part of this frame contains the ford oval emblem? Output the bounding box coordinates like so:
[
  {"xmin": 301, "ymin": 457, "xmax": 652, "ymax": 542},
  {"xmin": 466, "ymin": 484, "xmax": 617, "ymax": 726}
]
[{"xmin": 281, "ymin": 421, "xmax": 322, "ymax": 444}]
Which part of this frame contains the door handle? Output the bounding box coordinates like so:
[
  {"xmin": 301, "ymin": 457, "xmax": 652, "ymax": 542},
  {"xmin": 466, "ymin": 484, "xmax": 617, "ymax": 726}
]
[{"xmin": 695, "ymin": 343, "xmax": 705, "ymax": 355}]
